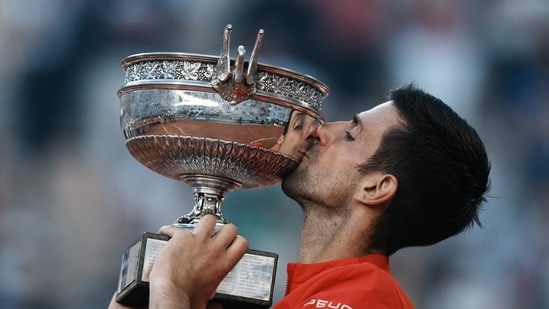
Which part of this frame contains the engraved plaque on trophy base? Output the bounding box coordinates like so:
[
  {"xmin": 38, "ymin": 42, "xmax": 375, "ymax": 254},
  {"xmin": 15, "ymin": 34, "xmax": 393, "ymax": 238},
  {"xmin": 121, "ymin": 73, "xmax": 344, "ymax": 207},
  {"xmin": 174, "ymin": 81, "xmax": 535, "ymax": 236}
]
[{"xmin": 116, "ymin": 232, "xmax": 278, "ymax": 308}]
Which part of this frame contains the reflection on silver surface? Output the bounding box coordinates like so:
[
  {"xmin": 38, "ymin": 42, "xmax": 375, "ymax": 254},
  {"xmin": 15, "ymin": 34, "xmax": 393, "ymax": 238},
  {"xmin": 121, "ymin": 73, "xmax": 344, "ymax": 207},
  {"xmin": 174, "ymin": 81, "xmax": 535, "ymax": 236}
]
[{"xmin": 117, "ymin": 24, "xmax": 329, "ymax": 225}]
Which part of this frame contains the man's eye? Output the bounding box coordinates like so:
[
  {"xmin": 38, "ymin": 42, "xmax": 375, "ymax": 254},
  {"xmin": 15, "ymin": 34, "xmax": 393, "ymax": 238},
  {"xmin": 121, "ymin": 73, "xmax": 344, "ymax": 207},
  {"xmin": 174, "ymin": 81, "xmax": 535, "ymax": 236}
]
[
  {"xmin": 344, "ymin": 131, "xmax": 355, "ymax": 141},
  {"xmin": 294, "ymin": 123, "xmax": 303, "ymax": 130}
]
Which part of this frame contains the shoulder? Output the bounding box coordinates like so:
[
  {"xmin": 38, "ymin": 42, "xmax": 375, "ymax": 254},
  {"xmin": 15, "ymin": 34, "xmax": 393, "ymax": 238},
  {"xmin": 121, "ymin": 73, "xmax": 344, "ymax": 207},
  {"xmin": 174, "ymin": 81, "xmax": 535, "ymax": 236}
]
[{"xmin": 277, "ymin": 262, "xmax": 414, "ymax": 309}]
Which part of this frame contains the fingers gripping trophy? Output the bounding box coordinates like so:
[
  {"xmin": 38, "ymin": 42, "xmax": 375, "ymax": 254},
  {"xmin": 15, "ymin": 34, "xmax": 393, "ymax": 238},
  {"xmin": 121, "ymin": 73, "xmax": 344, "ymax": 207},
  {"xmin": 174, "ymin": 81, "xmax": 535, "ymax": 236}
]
[{"xmin": 115, "ymin": 25, "xmax": 329, "ymax": 308}]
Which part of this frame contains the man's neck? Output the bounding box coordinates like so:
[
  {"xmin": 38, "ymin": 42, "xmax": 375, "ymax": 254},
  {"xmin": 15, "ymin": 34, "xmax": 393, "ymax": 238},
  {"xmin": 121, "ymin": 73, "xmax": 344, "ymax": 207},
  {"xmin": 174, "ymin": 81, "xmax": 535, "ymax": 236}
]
[{"xmin": 298, "ymin": 202, "xmax": 374, "ymax": 264}]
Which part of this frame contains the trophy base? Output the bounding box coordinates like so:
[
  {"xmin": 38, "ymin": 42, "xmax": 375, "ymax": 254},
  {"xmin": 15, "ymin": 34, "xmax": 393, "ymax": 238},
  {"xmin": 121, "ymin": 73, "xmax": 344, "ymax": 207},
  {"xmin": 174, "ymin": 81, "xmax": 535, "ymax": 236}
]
[{"xmin": 116, "ymin": 232, "xmax": 278, "ymax": 308}]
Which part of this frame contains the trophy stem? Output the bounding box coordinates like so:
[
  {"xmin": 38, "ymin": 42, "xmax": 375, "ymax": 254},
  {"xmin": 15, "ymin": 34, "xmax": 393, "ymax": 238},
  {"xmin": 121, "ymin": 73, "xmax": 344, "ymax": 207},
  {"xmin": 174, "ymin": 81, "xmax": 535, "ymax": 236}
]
[{"xmin": 174, "ymin": 174, "xmax": 242, "ymax": 228}]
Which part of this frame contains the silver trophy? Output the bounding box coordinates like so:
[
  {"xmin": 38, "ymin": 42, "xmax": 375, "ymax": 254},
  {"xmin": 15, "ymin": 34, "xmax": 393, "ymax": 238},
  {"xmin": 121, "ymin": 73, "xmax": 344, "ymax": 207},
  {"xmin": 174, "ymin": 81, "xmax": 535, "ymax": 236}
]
[{"xmin": 115, "ymin": 25, "xmax": 329, "ymax": 308}]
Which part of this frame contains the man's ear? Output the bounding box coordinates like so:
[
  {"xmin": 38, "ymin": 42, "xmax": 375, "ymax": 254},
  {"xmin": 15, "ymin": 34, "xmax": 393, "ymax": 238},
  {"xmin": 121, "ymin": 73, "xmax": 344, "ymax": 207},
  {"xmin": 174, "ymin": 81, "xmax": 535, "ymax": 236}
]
[{"xmin": 354, "ymin": 173, "xmax": 398, "ymax": 206}]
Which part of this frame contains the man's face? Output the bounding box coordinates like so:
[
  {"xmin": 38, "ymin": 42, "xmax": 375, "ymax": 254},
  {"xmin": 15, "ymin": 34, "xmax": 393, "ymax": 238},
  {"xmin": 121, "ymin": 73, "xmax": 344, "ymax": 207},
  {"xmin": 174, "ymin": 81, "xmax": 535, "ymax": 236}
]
[{"xmin": 282, "ymin": 101, "xmax": 402, "ymax": 207}]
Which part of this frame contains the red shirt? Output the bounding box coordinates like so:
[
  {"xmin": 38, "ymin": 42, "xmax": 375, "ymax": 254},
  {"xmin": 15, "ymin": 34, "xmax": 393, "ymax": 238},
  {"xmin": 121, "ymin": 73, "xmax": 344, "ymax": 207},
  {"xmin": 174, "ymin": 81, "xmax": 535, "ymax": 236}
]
[{"xmin": 273, "ymin": 254, "xmax": 415, "ymax": 309}]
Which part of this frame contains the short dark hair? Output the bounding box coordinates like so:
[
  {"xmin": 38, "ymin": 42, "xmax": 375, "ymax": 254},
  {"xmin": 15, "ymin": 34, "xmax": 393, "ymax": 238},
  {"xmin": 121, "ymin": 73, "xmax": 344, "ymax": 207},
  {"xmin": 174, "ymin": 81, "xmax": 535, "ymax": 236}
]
[{"xmin": 360, "ymin": 84, "xmax": 491, "ymax": 256}]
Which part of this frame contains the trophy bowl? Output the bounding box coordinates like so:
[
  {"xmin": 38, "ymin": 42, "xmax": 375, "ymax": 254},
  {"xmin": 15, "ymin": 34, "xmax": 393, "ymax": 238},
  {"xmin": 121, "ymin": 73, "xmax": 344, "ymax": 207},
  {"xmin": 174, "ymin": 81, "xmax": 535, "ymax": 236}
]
[
  {"xmin": 118, "ymin": 25, "xmax": 329, "ymax": 227},
  {"xmin": 115, "ymin": 25, "xmax": 329, "ymax": 307}
]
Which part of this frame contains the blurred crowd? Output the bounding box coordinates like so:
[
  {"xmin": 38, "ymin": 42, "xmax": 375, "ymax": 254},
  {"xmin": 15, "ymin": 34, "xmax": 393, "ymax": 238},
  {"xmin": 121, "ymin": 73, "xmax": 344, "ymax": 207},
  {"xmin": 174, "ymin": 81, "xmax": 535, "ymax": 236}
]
[{"xmin": 0, "ymin": 0, "xmax": 548, "ymax": 308}]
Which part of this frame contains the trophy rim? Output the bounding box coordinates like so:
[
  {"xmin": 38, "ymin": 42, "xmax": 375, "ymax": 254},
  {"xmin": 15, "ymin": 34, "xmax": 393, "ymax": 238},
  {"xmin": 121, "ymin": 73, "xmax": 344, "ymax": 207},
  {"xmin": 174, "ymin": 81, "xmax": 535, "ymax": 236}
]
[
  {"xmin": 120, "ymin": 51, "xmax": 330, "ymax": 97},
  {"xmin": 118, "ymin": 51, "xmax": 328, "ymax": 123}
]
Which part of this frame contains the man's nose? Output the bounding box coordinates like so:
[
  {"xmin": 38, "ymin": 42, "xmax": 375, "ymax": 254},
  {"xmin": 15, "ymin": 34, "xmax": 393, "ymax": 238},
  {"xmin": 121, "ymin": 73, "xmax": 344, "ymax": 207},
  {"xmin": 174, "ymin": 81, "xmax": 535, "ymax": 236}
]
[
  {"xmin": 315, "ymin": 123, "xmax": 329, "ymax": 144},
  {"xmin": 314, "ymin": 121, "xmax": 341, "ymax": 145}
]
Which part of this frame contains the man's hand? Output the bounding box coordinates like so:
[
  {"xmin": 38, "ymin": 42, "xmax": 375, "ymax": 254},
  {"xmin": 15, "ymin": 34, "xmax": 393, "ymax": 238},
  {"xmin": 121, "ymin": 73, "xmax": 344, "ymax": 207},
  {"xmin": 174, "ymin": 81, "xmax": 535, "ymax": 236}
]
[{"xmin": 148, "ymin": 215, "xmax": 249, "ymax": 309}]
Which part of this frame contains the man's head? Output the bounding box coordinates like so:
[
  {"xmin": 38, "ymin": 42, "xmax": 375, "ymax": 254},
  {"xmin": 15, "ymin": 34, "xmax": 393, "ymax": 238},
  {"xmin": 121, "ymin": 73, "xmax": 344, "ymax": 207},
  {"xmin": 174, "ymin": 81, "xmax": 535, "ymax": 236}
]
[
  {"xmin": 360, "ymin": 84, "xmax": 491, "ymax": 255},
  {"xmin": 282, "ymin": 83, "xmax": 490, "ymax": 256}
]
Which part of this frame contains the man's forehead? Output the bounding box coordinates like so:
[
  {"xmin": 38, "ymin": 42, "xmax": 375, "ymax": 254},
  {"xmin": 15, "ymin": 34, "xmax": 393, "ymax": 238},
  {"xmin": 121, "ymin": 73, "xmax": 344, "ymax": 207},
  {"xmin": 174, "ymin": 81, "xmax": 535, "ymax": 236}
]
[
  {"xmin": 368, "ymin": 100, "xmax": 393, "ymax": 112},
  {"xmin": 356, "ymin": 101, "xmax": 401, "ymax": 128},
  {"xmin": 358, "ymin": 101, "xmax": 395, "ymax": 117}
]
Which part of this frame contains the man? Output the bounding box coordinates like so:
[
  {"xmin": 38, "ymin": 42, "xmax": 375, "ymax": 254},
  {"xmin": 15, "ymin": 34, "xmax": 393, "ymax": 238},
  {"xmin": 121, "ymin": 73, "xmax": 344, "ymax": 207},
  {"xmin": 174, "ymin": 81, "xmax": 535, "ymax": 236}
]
[{"xmin": 109, "ymin": 84, "xmax": 491, "ymax": 308}]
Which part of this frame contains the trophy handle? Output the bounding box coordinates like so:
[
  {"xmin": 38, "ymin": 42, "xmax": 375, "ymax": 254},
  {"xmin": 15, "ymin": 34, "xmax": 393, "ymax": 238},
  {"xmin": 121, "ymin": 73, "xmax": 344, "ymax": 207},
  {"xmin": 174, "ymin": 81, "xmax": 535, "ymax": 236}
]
[{"xmin": 174, "ymin": 175, "xmax": 241, "ymax": 228}]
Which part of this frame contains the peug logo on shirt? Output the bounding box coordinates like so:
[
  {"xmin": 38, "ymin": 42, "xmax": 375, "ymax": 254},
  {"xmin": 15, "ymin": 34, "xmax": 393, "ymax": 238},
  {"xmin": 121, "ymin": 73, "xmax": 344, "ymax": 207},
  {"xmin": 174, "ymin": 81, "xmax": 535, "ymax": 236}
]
[{"xmin": 304, "ymin": 299, "xmax": 353, "ymax": 308}]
